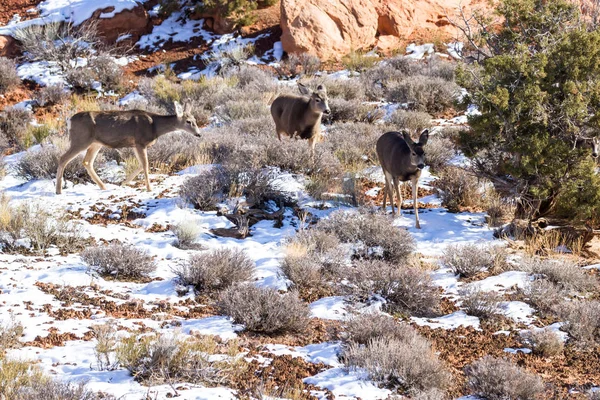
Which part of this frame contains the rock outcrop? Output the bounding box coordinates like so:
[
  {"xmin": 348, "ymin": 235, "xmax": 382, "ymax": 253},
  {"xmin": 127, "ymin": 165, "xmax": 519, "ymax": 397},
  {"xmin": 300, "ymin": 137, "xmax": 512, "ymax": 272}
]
[
  {"xmin": 91, "ymin": 4, "xmax": 151, "ymax": 44},
  {"xmin": 0, "ymin": 35, "xmax": 19, "ymax": 57},
  {"xmin": 281, "ymin": 0, "xmax": 490, "ymax": 60}
]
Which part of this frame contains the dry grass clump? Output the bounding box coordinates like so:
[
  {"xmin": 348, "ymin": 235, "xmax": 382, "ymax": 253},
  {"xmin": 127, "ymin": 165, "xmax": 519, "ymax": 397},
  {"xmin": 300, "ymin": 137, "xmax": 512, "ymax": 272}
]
[
  {"xmin": 0, "ymin": 57, "xmax": 21, "ymax": 94},
  {"xmin": 344, "ymin": 313, "xmax": 415, "ymax": 345},
  {"xmin": 442, "ymin": 243, "xmax": 507, "ymax": 278},
  {"xmin": 170, "ymin": 220, "xmax": 202, "ymax": 250},
  {"xmin": 174, "ymin": 248, "xmax": 255, "ymax": 293},
  {"xmin": 522, "ymin": 328, "xmax": 564, "ymax": 357},
  {"xmin": 485, "ymin": 191, "xmax": 515, "ymax": 227},
  {"xmin": 276, "ymin": 53, "xmax": 321, "ymax": 77},
  {"xmin": 387, "ymin": 75, "xmax": 459, "ymax": 114},
  {"xmin": 459, "ymin": 285, "xmax": 503, "ymax": 320},
  {"xmin": 0, "ymin": 107, "xmax": 32, "ymax": 149},
  {"xmin": 89, "ymin": 54, "xmax": 123, "ymax": 92},
  {"xmin": 342, "ymin": 51, "xmax": 378, "ymax": 72},
  {"xmin": 146, "ymin": 131, "xmax": 204, "ymax": 172},
  {"xmin": 92, "ymin": 321, "xmax": 118, "ymax": 371},
  {"xmin": 558, "ymin": 300, "xmax": 600, "ymax": 347},
  {"xmin": 315, "ymin": 208, "xmax": 415, "ymax": 263},
  {"xmin": 116, "ymin": 333, "xmax": 240, "ymax": 385},
  {"xmin": 327, "ymin": 98, "xmax": 377, "ymax": 123},
  {"xmin": 326, "ymin": 122, "xmax": 382, "ymax": 170},
  {"xmin": 343, "ymin": 335, "xmax": 450, "ymax": 394},
  {"xmin": 281, "ymin": 229, "xmax": 347, "ymax": 293},
  {"xmin": 0, "ymin": 317, "xmax": 24, "ymax": 351},
  {"xmin": 179, "ymin": 168, "xmax": 230, "ymax": 210},
  {"xmin": 81, "ymin": 244, "xmax": 156, "ymax": 281},
  {"xmin": 389, "ymin": 110, "xmax": 432, "ymax": 133},
  {"xmin": 519, "ymin": 257, "xmax": 595, "ymax": 292},
  {"xmin": 433, "ymin": 166, "xmax": 484, "ymax": 212},
  {"xmin": 465, "ymin": 356, "xmax": 545, "ymax": 400},
  {"xmin": 349, "ymin": 260, "xmax": 441, "ymax": 317},
  {"xmin": 218, "ymin": 284, "xmax": 310, "ymax": 334},
  {"xmin": 0, "ymin": 202, "xmax": 87, "ymax": 255}
]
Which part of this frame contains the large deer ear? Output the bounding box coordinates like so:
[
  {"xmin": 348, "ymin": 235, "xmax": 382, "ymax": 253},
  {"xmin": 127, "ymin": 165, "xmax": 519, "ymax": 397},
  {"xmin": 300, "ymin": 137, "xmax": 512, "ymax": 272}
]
[
  {"xmin": 402, "ymin": 131, "xmax": 415, "ymax": 147},
  {"xmin": 419, "ymin": 129, "xmax": 430, "ymax": 145},
  {"xmin": 183, "ymin": 102, "xmax": 192, "ymax": 114},
  {"xmin": 316, "ymin": 84, "xmax": 327, "ymax": 94},
  {"xmin": 298, "ymin": 82, "xmax": 311, "ymax": 95},
  {"xmin": 174, "ymin": 101, "xmax": 183, "ymax": 117}
]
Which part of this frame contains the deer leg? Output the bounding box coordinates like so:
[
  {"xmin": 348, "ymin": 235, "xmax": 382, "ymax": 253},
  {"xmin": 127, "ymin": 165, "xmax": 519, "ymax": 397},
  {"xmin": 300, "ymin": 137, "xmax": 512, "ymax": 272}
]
[
  {"xmin": 122, "ymin": 163, "xmax": 143, "ymax": 187},
  {"xmin": 384, "ymin": 172, "xmax": 395, "ymax": 215},
  {"xmin": 83, "ymin": 143, "xmax": 106, "ymax": 190},
  {"xmin": 56, "ymin": 146, "xmax": 86, "ymax": 194},
  {"xmin": 394, "ymin": 177, "xmax": 403, "ymax": 216},
  {"xmin": 136, "ymin": 145, "xmax": 152, "ymax": 192},
  {"xmin": 308, "ymin": 136, "xmax": 317, "ymax": 159},
  {"xmin": 412, "ymin": 176, "xmax": 421, "ymax": 229}
]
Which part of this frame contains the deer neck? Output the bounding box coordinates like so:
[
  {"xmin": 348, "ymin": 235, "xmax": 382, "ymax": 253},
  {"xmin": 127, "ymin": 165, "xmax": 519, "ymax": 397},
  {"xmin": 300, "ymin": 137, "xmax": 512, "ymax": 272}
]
[
  {"xmin": 153, "ymin": 114, "xmax": 183, "ymax": 138},
  {"xmin": 303, "ymin": 107, "xmax": 322, "ymax": 128}
]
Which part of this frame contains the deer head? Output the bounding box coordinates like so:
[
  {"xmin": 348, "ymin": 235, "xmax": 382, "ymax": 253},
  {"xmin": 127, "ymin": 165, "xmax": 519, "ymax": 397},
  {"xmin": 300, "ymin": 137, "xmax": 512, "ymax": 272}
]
[
  {"xmin": 592, "ymin": 136, "xmax": 599, "ymax": 159},
  {"xmin": 298, "ymin": 83, "xmax": 331, "ymax": 115},
  {"xmin": 174, "ymin": 101, "xmax": 201, "ymax": 138},
  {"xmin": 402, "ymin": 129, "xmax": 429, "ymax": 170}
]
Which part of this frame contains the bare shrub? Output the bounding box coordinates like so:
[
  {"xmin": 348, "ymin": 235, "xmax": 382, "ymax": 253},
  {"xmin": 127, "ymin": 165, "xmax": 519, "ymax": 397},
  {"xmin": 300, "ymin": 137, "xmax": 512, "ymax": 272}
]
[
  {"xmin": 218, "ymin": 284, "xmax": 310, "ymax": 334},
  {"xmin": 171, "ymin": 220, "xmax": 201, "ymax": 250},
  {"xmin": 35, "ymin": 84, "xmax": 70, "ymax": 106},
  {"xmin": 327, "ymin": 98, "xmax": 377, "ymax": 123},
  {"xmin": 92, "ymin": 321, "xmax": 118, "ymax": 371},
  {"xmin": 16, "ymin": 379, "xmax": 115, "ymax": 400},
  {"xmin": 179, "ymin": 168, "xmax": 230, "ymax": 210},
  {"xmin": 425, "ymin": 135, "xmax": 456, "ymax": 172},
  {"xmin": 319, "ymin": 77, "xmax": 365, "ymax": 101},
  {"xmin": 520, "ymin": 257, "xmax": 596, "ymax": 292},
  {"xmin": 433, "ymin": 166, "xmax": 484, "ymax": 212},
  {"xmin": 344, "ymin": 313, "xmax": 415, "ymax": 345},
  {"xmin": 465, "ymin": 356, "xmax": 545, "ymax": 400},
  {"xmin": 460, "ymin": 285, "xmax": 502, "ymax": 319},
  {"xmin": 411, "ymin": 388, "xmax": 447, "ymax": 400},
  {"xmin": 226, "ymin": 65, "xmax": 277, "ymax": 94},
  {"xmin": 116, "ymin": 333, "xmax": 236, "ymax": 385},
  {"xmin": 174, "ymin": 248, "xmax": 255, "ymax": 293},
  {"xmin": 343, "ymin": 336, "xmax": 450, "ymax": 393},
  {"xmin": 281, "ymin": 229, "xmax": 347, "ymax": 291},
  {"xmin": 316, "ymin": 208, "xmax": 415, "ymax": 263},
  {"xmin": 216, "ymin": 99, "xmax": 270, "ymax": 122},
  {"xmin": 387, "ymin": 76, "xmax": 459, "ymax": 114},
  {"xmin": 147, "ymin": 131, "xmax": 204, "ymax": 172},
  {"xmin": 360, "ymin": 63, "xmax": 404, "ymax": 100},
  {"xmin": 523, "ymin": 279, "xmax": 565, "ymax": 317},
  {"xmin": 0, "ymin": 107, "xmax": 31, "ymax": 149},
  {"xmin": 14, "ymin": 136, "xmax": 97, "ymax": 182},
  {"xmin": 0, "ymin": 57, "xmax": 20, "ymax": 94},
  {"xmin": 486, "ymin": 190, "xmax": 515, "ymax": 227},
  {"xmin": 389, "ymin": 110, "xmax": 432, "ymax": 133},
  {"xmin": 15, "ymin": 22, "xmax": 109, "ymax": 72},
  {"xmin": 522, "ymin": 328, "xmax": 564, "ymax": 357},
  {"xmin": 81, "ymin": 244, "xmax": 156, "ymax": 281},
  {"xmin": 65, "ymin": 67, "xmax": 96, "ymax": 90},
  {"xmin": 278, "ymin": 53, "xmax": 321, "ymax": 77},
  {"xmin": 442, "ymin": 243, "xmax": 507, "ymax": 278},
  {"xmin": 349, "ymin": 260, "xmax": 441, "ymax": 317},
  {"xmin": 89, "ymin": 54, "xmax": 123, "ymax": 92},
  {"xmin": 558, "ymin": 300, "xmax": 600, "ymax": 347}
]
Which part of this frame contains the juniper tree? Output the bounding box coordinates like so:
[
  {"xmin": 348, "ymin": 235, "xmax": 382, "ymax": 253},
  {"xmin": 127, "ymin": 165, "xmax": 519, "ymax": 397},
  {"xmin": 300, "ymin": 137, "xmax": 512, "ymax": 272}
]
[{"xmin": 455, "ymin": 0, "xmax": 600, "ymax": 224}]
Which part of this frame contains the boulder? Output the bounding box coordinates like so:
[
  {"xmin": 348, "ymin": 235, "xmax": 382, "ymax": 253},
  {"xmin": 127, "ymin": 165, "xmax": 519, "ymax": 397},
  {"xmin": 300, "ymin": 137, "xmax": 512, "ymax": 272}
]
[
  {"xmin": 0, "ymin": 35, "xmax": 20, "ymax": 57},
  {"xmin": 91, "ymin": 4, "xmax": 151, "ymax": 44},
  {"xmin": 281, "ymin": 0, "xmax": 379, "ymax": 60}
]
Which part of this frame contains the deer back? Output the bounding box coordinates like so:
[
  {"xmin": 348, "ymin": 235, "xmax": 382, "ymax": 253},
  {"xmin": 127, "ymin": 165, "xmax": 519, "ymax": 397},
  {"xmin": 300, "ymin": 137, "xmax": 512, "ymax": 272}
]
[{"xmin": 271, "ymin": 95, "xmax": 321, "ymax": 139}]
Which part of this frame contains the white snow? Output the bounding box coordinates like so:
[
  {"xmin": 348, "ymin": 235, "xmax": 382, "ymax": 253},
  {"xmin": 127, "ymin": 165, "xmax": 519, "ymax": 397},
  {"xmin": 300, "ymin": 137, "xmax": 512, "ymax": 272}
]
[{"xmin": 412, "ymin": 311, "xmax": 481, "ymax": 330}]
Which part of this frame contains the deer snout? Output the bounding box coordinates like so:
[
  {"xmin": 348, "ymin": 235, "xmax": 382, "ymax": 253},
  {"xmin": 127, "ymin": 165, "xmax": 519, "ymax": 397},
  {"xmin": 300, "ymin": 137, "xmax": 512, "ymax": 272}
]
[
  {"xmin": 323, "ymin": 108, "xmax": 331, "ymax": 115},
  {"xmin": 417, "ymin": 163, "xmax": 425, "ymax": 169}
]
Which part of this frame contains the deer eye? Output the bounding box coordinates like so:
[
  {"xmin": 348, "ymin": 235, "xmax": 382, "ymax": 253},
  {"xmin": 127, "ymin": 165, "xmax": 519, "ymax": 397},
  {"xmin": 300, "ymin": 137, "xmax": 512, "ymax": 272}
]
[
  {"xmin": 315, "ymin": 98, "xmax": 321, "ymax": 102},
  {"xmin": 412, "ymin": 152, "xmax": 417, "ymax": 156}
]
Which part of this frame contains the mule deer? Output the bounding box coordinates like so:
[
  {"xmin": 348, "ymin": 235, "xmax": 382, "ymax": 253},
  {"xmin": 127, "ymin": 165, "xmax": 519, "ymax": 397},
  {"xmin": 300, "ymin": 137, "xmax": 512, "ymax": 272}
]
[
  {"xmin": 376, "ymin": 129, "xmax": 429, "ymax": 229},
  {"xmin": 270, "ymin": 82, "xmax": 331, "ymax": 156},
  {"xmin": 56, "ymin": 102, "xmax": 201, "ymax": 195},
  {"xmin": 575, "ymin": 136, "xmax": 599, "ymax": 159}
]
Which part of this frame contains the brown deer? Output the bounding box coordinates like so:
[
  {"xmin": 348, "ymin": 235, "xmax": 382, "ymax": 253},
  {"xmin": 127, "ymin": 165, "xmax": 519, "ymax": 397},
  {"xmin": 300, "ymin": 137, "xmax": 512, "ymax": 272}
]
[
  {"xmin": 575, "ymin": 136, "xmax": 599, "ymax": 159},
  {"xmin": 56, "ymin": 102, "xmax": 201, "ymax": 195},
  {"xmin": 376, "ymin": 129, "xmax": 429, "ymax": 229},
  {"xmin": 270, "ymin": 82, "xmax": 331, "ymax": 156}
]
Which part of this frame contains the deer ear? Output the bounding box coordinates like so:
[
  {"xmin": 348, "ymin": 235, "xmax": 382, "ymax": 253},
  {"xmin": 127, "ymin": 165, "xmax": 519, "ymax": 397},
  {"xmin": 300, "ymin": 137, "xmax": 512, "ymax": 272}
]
[
  {"xmin": 298, "ymin": 82, "xmax": 311, "ymax": 95},
  {"xmin": 316, "ymin": 84, "xmax": 326, "ymax": 94},
  {"xmin": 419, "ymin": 129, "xmax": 429, "ymax": 145},
  {"xmin": 402, "ymin": 131, "xmax": 415, "ymax": 146},
  {"xmin": 174, "ymin": 101, "xmax": 183, "ymax": 117},
  {"xmin": 183, "ymin": 102, "xmax": 192, "ymax": 114}
]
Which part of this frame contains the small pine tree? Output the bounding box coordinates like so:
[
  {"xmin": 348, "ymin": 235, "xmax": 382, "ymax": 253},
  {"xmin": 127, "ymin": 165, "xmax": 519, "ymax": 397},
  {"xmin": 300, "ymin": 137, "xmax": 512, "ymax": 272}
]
[{"xmin": 456, "ymin": 0, "xmax": 600, "ymax": 224}]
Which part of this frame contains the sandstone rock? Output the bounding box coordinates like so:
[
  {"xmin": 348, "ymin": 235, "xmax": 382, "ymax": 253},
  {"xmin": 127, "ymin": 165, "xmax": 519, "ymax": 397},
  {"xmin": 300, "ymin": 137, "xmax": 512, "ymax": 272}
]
[
  {"xmin": 281, "ymin": 0, "xmax": 490, "ymax": 60},
  {"xmin": 91, "ymin": 4, "xmax": 151, "ymax": 44},
  {"xmin": 281, "ymin": 0, "xmax": 379, "ymax": 60},
  {"xmin": 375, "ymin": 35, "xmax": 402, "ymax": 55},
  {"xmin": 0, "ymin": 35, "xmax": 19, "ymax": 57}
]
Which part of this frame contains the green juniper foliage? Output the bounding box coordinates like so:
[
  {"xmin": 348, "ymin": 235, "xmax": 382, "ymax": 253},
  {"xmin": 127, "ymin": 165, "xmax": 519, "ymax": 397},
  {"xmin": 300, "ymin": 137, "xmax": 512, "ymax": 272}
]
[{"xmin": 457, "ymin": 0, "xmax": 600, "ymax": 223}]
